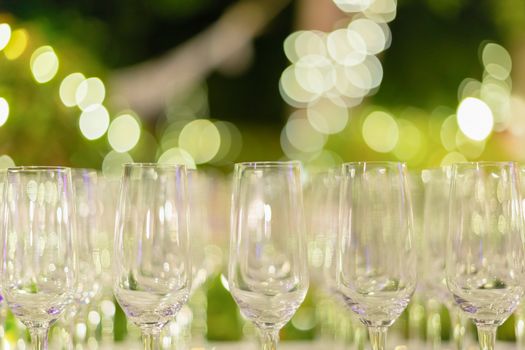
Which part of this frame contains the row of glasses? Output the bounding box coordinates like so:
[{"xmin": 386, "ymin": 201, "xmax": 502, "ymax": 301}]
[{"xmin": 3, "ymin": 161, "xmax": 523, "ymax": 350}]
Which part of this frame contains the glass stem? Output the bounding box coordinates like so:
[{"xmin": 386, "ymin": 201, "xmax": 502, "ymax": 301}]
[
  {"xmin": 368, "ymin": 326, "xmax": 387, "ymax": 350},
  {"xmin": 477, "ymin": 326, "xmax": 497, "ymax": 350},
  {"xmin": 29, "ymin": 327, "xmax": 49, "ymax": 350},
  {"xmin": 260, "ymin": 329, "xmax": 279, "ymax": 350},
  {"xmin": 142, "ymin": 330, "xmax": 160, "ymax": 350}
]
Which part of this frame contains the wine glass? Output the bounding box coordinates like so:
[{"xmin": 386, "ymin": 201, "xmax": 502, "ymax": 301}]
[
  {"xmin": 446, "ymin": 161, "xmax": 525, "ymax": 350},
  {"xmin": 1, "ymin": 166, "xmax": 77, "ymax": 350},
  {"xmin": 72, "ymin": 169, "xmax": 101, "ymax": 307},
  {"xmin": 336, "ymin": 162, "xmax": 417, "ymax": 350},
  {"xmin": 113, "ymin": 163, "xmax": 191, "ymax": 350},
  {"xmin": 228, "ymin": 161, "xmax": 309, "ymax": 350}
]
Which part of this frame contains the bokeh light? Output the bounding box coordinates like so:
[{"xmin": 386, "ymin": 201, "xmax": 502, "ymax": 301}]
[
  {"xmin": 284, "ymin": 113, "xmax": 326, "ymax": 154},
  {"xmin": 59, "ymin": 73, "xmax": 85, "ymax": 107},
  {"xmin": 306, "ymin": 97, "xmax": 349, "ymax": 134},
  {"xmin": 158, "ymin": 147, "xmax": 196, "ymax": 169},
  {"xmin": 79, "ymin": 104, "xmax": 110, "ymax": 140},
  {"xmin": 441, "ymin": 151, "xmax": 467, "ymax": 166},
  {"xmin": 76, "ymin": 77, "xmax": 106, "ymax": 110},
  {"xmin": 333, "ymin": 0, "xmax": 373, "ymax": 13},
  {"xmin": 440, "ymin": 114, "xmax": 457, "ymax": 151},
  {"xmin": 363, "ymin": 0, "xmax": 397, "ymax": 23},
  {"xmin": 455, "ymin": 130, "xmax": 485, "ymax": 158},
  {"xmin": 279, "ymin": 65, "xmax": 317, "ymax": 107},
  {"xmin": 481, "ymin": 42, "xmax": 512, "ymax": 80},
  {"xmin": 4, "ymin": 28, "xmax": 28, "ymax": 60},
  {"xmin": 456, "ymin": 97, "xmax": 493, "ymax": 141},
  {"xmin": 326, "ymin": 29, "xmax": 366, "ymax": 66},
  {"xmin": 0, "ymin": 154, "xmax": 15, "ymax": 169},
  {"xmin": 362, "ymin": 110, "xmax": 398, "ymax": 152},
  {"xmin": 107, "ymin": 113, "xmax": 141, "ymax": 152},
  {"xmin": 178, "ymin": 119, "xmax": 220, "ymax": 164},
  {"xmin": 212, "ymin": 121, "xmax": 242, "ymax": 163},
  {"xmin": 0, "ymin": 97, "xmax": 9, "ymax": 127},
  {"xmin": 0, "ymin": 23, "xmax": 11, "ymax": 51},
  {"xmin": 30, "ymin": 46, "xmax": 59, "ymax": 83},
  {"xmin": 348, "ymin": 18, "xmax": 390, "ymax": 55},
  {"xmin": 284, "ymin": 31, "xmax": 326, "ymax": 64},
  {"xmin": 102, "ymin": 151, "xmax": 132, "ymax": 178},
  {"xmin": 392, "ymin": 119, "xmax": 423, "ymax": 161}
]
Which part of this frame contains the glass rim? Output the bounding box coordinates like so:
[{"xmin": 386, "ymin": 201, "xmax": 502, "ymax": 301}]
[
  {"xmin": 7, "ymin": 166, "xmax": 71, "ymax": 173},
  {"xmin": 123, "ymin": 162, "xmax": 187, "ymax": 169},
  {"xmin": 451, "ymin": 161, "xmax": 517, "ymax": 168},
  {"xmin": 235, "ymin": 160, "xmax": 302, "ymax": 169},
  {"xmin": 342, "ymin": 161, "xmax": 407, "ymax": 168}
]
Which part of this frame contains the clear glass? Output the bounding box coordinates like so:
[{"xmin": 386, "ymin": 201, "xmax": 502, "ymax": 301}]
[
  {"xmin": 421, "ymin": 167, "xmax": 466, "ymax": 350},
  {"xmin": 113, "ymin": 163, "xmax": 191, "ymax": 350},
  {"xmin": 228, "ymin": 161, "xmax": 309, "ymax": 349},
  {"xmin": 72, "ymin": 169, "xmax": 101, "ymax": 307},
  {"xmin": 447, "ymin": 162, "xmax": 525, "ymax": 350},
  {"xmin": 336, "ymin": 162, "xmax": 417, "ymax": 350},
  {"xmin": 1, "ymin": 166, "xmax": 77, "ymax": 350},
  {"xmin": 57, "ymin": 169, "xmax": 101, "ymax": 348}
]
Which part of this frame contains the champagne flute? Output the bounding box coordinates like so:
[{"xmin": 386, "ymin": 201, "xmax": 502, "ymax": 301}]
[
  {"xmin": 1, "ymin": 166, "xmax": 77, "ymax": 350},
  {"xmin": 228, "ymin": 161, "xmax": 309, "ymax": 350},
  {"xmin": 336, "ymin": 162, "xmax": 417, "ymax": 350},
  {"xmin": 113, "ymin": 163, "xmax": 191, "ymax": 350},
  {"xmin": 447, "ymin": 162, "xmax": 525, "ymax": 350}
]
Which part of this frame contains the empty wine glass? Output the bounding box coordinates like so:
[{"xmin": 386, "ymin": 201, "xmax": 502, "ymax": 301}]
[
  {"xmin": 72, "ymin": 169, "xmax": 101, "ymax": 308},
  {"xmin": 336, "ymin": 162, "xmax": 417, "ymax": 350},
  {"xmin": 113, "ymin": 163, "xmax": 191, "ymax": 350},
  {"xmin": 228, "ymin": 161, "xmax": 309, "ymax": 350},
  {"xmin": 447, "ymin": 162, "xmax": 525, "ymax": 350},
  {"xmin": 1, "ymin": 166, "xmax": 77, "ymax": 350}
]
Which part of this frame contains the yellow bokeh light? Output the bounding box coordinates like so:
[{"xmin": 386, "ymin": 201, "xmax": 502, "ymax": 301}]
[
  {"xmin": 326, "ymin": 28, "xmax": 366, "ymax": 66},
  {"xmin": 482, "ymin": 43, "xmax": 512, "ymax": 80},
  {"xmin": 362, "ymin": 110, "xmax": 398, "ymax": 153},
  {"xmin": 30, "ymin": 46, "xmax": 59, "ymax": 83},
  {"xmin": 158, "ymin": 147, "xmax": 196, "ymax": 169},
  {"xmin": 393, "ymin": 119, "xmax": 422, "ymax": 161},
  {"xmin": 59, "ymin": 73, "xmax": 85, "ymax": 107},
  {"xmin": 440, "ymin": 114, "xmax": 457, "ymax": 151},
  {"xmin": 4, "ymin": 28, "xmax": 28, "ymax": 60},
  {"xmin": 458, "ymin": 78, "xmax": 481, "ymax": 100},
  {"xmin": 441, "ymin": 151, "xmax": 467, "ymax": 167},
  {"xmin": 0, "ymin": 154, "xmax": 15, "ymax": 169},
  {"xmin": 346, "ymin": 55, "xmax": 383, "ymax": 91},
  {"xmin": 348, "ymin": 18, "xmax": 388, "ymax": 55},
  {"xmin": 284, "ymin": 113, "xmax": 326, "ymax": 154},
  {"xmin": 179, "ymin": 119, "xmax": 220, "ymax": 164},
  {"xmin": 213, "ymin": 121, "xmax": 243, "ymax": 163},
  {"xmin": 102, "ymin": 151, "xmax": 133, "ymax": 178},
  {"xmin": 79, "ymin": 105, "xmax": 110, "ymax": 140},
  {"xmin": 107, "ymin": 113, "xmax": 141, "ymax": 152},
  {"xmin": 0, "ymin": 97, "xmax": 9, "ymax": 127},
  {"xmin": 457, "ymin": 97, "xmax": 493, "ymax": 141},
  {"xmin": 363, "ymin": 0, "xmax": 397, "ymax": 23},
  {"xmin": 286, "ymin": 31, "xmax": 327, "ymax": 63},
  {"xmin": 333, "ymin": 0, "xmax": 373, "ymax": 13},
  {"xmin": 295, "ymin": 55, "xmax": 336, "ymax": 95},
  {"xmin": 456, "ymin": 130, "xmax": 485, "ymax": 159},
  {"xmin": 279, "ymin": 65, "xmax": 318, "ymax": 107},
  {"xmin": 76, "ymin": 77, "xmax": 106, "ymax": 110},
  {"xmin": 306, "ymin": 97, "xmax": 349, "ymax": 134},
  {"xmin": 0, "ymin": 23, "xmax": 11, "ymax": 51}
]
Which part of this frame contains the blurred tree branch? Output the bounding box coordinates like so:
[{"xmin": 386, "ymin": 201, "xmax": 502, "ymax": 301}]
[{"xmin": 109, "ymin": 0, "xmax": 291, "ymax": 118}]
